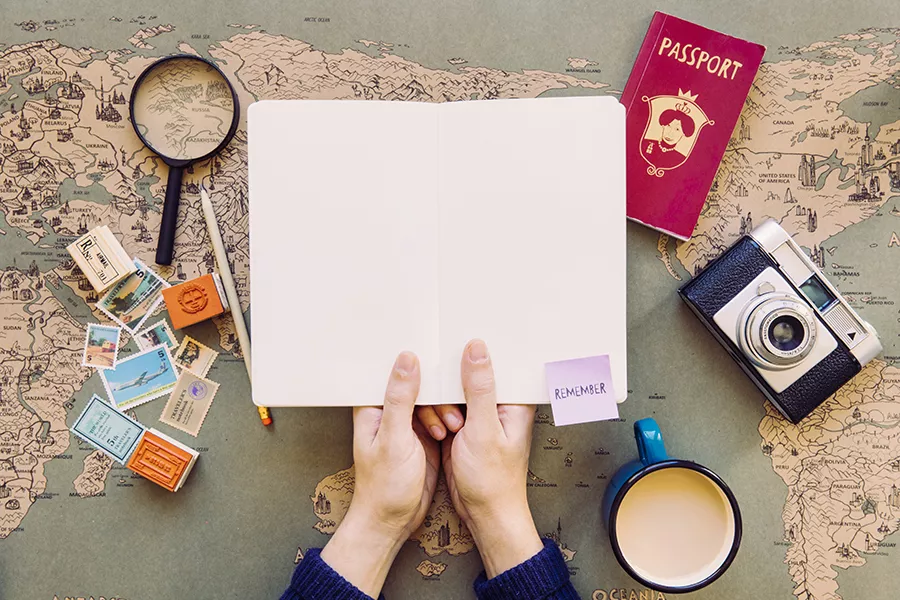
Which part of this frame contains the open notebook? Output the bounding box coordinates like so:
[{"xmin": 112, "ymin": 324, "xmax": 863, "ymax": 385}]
[{"xmin": 249, "ymin": 97, "xmax": 626, "ymax": 407}]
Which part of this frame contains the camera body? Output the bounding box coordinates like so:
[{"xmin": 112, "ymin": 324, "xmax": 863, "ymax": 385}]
[{"xmin": 679, "ymin": 219, "xmax": 881, "ymax": 423}]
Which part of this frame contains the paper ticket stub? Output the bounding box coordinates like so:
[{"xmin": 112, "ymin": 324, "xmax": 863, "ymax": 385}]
[
  {"xmin": 159, "ymin": 371, "xmax": 219, "ymax": 436},
  {"xmin": 70, "ymin": 394, "xmax": 146, "ymax": 464},
  {"xmin": 66, "ymin": 225, "xmax": 136, "ymax": 292}
]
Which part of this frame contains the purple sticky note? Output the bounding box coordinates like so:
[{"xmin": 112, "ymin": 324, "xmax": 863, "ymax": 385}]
[{"xmin": 546, "ymin": 355, "xmax": 618, "ymax": 426}]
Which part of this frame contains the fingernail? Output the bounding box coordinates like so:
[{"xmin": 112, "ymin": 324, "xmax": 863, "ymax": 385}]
[
  {"xmin": 394, "ymin": 351, "xmax": 416, "ymax": 377},
  {"xmin": 430, "ymin": 425, "xmax": 445, "ymax": 440},
  {"xmin": 467, "ymin": 340, "xmax": 489, "ymax": 364},
  {"xmin": 444, "ymin": 413, "xmax": 462, "ymax": 431}
]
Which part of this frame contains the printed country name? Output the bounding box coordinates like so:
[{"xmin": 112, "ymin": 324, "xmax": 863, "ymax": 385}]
[
  {"xmin": 553, "ymin": 383, "xmax": 606, "ymax": 399},
  {"xmin": 759, "ymin": 173, "xmax": 795, "ymax": 184},
  {"xmin": 831, "ymin": 270, "xmax": 859, "ymax": 277},
  {"xmin": 52, "ymin": 596, "xmax": 126, "ymax": 600},
  {"xmin": 45, "ymin": 120, "xmax": 70, "ymax": 126},
  {"xmin": 772, "ymin": 120, "xmax": 794, "ymax": 125},
  {"xmin": 832, "ymin": 483, "xmax": 860, "ymax": 489},
  {"xmin": 527, "ymin": 482, "xmax": 559, "ymax": 487},
  {"xmin": 865, "ymin": 297, "xmax": 893, "ymax": 305},
  {"xmin": 657, "ymin": 37, "xmax": 745, "ymax": 79},
  {"xmin": 592, "ymin": 589, "xmax": 667, "ymax": 600},
  {"xmin": 186, "ymin": 137, "xmax": 222, "ymax": 143},
  {"xmin": 68, "ymin": 492, "xmax": 106, "ymax": 497},
  {"xmin": 85, "ymin": 143, "xmax": 108, "ymax": 148}
]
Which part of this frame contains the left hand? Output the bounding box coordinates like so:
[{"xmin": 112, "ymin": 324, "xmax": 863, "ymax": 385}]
[{"xmin": 320, "ymin": 351, "xmax": 440, "ymax": 597}]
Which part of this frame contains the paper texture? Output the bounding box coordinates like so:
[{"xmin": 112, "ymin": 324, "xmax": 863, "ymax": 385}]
[{"xmin": 249, "ymin": 98, "xmax": 626, "ymax": 406}]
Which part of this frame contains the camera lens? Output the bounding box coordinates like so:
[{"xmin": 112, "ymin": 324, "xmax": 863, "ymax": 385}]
[
  {"xmin": 768, "ymin": 315, "xmax": 805, "ymax": 351},
  {"xmin": 738, "ymin": 292, "xmax": 818, "ymax": 370}
]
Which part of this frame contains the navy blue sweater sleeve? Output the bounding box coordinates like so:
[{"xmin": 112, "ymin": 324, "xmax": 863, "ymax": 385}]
[
  {"xmin": 281, "ymin": 539, "xmax": 578, "ymax": 600},
  {"xmin": 473, "ymin": 539, "xmax": 580, "ymax": 600},
  {"xmin": 279, "ymin": 548, "xmax": 384, "ymax": 600}
]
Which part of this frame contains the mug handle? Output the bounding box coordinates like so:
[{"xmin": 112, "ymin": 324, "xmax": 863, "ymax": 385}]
[{"xmin": 635, "ymin": 418, "xmax": 668, "ymax": 466}]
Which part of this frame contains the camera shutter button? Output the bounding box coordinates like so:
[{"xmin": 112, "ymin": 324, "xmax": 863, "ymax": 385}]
[{"xmin": 757, "ymin": 282, "xmax": 776, "ymax": 295}]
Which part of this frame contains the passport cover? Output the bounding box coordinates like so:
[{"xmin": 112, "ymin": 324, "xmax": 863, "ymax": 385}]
[{"xmin": 622, "ymin": 12, "xmax": 765, "ymax": 240}]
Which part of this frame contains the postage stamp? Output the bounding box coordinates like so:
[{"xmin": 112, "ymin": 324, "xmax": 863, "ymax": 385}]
[
  {"xmin": 99, "ymin": 344, "xmax": 179, "ymax": 410},
  {"xmin": 173, "ymin": 336, "xmax": 218, "ymax": 377},
  {"xmin": 159, "ymin": 370, "xmax": 220, "ymax": 437},
  {"xmin": 71, "ymin": 394, "xmax": 146, "ymax": 464},
  {"xmin": 96, "ymin": 259, "xmax": 170, "ymax": 333},
  {"xmin": 81, "ymin": 323, "xmax": 121, "ymax": 370},
  {"xmin": 134, "ymin": 319, "xmax": 178, "ymax": 351}
]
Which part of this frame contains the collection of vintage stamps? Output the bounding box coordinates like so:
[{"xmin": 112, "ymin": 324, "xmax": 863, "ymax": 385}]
[{"xmin": 71, "ymin": 241, "xmax": 226, "ymax": 494}]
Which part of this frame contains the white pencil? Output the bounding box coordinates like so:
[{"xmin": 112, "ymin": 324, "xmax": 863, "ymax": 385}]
[{"xmin": 199, "ymin": 184, "xmax": 272, "ymax": 426}]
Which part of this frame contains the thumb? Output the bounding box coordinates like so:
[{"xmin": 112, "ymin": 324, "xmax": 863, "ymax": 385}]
[
  {"xmin": 380, "ymin": 351, "xmax": 420, "ymax": 436},
  {"xmin": 460, "ymin": 339, "xmax": 500, "ymax": 431}
]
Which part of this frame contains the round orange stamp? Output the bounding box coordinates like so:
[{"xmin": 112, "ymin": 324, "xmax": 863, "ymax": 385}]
[{"xmin": 178, "ymin": 283, "xmax": 208, "ymax": 314}]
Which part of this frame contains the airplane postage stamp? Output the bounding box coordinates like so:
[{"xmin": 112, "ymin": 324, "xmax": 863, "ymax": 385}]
[{"xmin": 99, "ymin": 344, "xmax": 179, "ymax": 410}]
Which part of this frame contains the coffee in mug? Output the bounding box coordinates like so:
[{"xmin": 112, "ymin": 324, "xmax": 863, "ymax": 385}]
[{"xmin": 602, "ymin": 418, "xmax": 741, "ymax": 593}]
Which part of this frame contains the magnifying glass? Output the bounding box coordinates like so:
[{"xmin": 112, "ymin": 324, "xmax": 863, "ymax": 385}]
[{"xmin": 130, "ymin": 55, "xmax": 239, "ymax": 266}]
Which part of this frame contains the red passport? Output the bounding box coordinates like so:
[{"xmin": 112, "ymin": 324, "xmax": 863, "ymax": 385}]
[{"xmin": 622, "ymin": 13, "xmax": 765, "ymax": 240}]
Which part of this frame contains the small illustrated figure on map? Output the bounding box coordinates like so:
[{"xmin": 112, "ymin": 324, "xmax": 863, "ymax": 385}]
[
  {"xmin": 640, "ymin": 89, "xmax": 713, "ymax": 176},
  {"xmin": 565, "ymin": 452, "xmax": 573, "ymax": 468}
]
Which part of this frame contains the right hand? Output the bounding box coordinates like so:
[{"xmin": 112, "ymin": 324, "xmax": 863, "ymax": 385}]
[{"xmin": 417, "ymin": 339, "xmax": 543, "ymax": 578}]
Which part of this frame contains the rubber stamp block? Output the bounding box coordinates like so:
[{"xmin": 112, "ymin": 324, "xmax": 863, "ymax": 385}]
[
  {"xmin": 127, "ymin": 428, "xmax": 199, "ymax": 492},
  {"xmin": 162, "ymin": 273, "xmax": 229, "ymax": 330},
  {"xmin": 66, "ymin": 225, "xmax": 136, "ymax": 292}
]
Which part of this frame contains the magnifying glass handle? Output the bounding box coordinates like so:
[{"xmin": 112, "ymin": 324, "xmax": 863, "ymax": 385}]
[{"xmin": 156, "ymin": 165, "xmax": 185, "ymax": 265}]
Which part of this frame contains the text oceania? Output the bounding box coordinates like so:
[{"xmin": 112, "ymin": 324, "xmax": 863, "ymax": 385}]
[
  {"xmin": 554, "ymin": 383, "xmax": 606, "ymax": 399},
  {"xmin": 658, "ymin": 37, "xmax": 744, "ymax": 80}
]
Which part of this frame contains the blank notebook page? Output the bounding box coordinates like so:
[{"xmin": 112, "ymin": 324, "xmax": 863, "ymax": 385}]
[
  {"xmin": 249, "ymin": 97, "xmax": 626, "ymax": 407},
  {"xmin": 438, "ymin": 98, "xmax": 627, "ymax": 405}
]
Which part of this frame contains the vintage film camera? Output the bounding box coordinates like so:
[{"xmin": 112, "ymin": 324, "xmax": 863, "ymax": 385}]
[{"xmin": 679, "ymin": 219, "xmax": 881, "ymax": 423}]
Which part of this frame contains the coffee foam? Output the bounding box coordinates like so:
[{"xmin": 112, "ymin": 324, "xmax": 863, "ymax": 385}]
[{"xmin": 615, "ymin": 466, "xmax": 735, "ymax": 589}]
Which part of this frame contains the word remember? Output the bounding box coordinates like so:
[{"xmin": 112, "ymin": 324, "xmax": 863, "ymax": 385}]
[{"xmin": 554, "ymin": 382, "xmax": 606, "ymax": 400}]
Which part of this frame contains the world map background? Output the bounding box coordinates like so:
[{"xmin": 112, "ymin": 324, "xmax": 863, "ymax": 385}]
[{"xmin": 1, "ymin": 1, "xmax": 899, "ymax": 599}]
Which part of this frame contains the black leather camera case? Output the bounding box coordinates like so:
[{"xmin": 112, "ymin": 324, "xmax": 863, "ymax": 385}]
[{"xmin": 678, "ymin": 236, "xmax": 861, "ymax": 423}]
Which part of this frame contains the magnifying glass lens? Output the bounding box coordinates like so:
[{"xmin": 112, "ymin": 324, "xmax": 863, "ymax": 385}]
[{"xmin": 132, "ymin": 57, "xmax": 235, "ymax": 161}]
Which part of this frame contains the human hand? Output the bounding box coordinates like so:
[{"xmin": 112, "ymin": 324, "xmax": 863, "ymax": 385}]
[
  {"xmin": 418, "ymin": 339, "xmax": 543, "ymax": 578},
  {"xmin": 321, "ymin": 351, "xmax": 440, "ymax": 597}
]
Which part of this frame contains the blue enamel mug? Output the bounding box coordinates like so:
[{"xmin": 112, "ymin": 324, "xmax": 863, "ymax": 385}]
[{"xmin": 602, "ymin": 418, "xmax": 742, "ymax": 594}]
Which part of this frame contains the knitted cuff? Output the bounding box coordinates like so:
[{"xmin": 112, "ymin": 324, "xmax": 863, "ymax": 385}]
[
  {"xmin": 280, "ymin": 548, "xmax": 383, "ymax": 600},
  {"xmin": 473, "ymin": 538, "xmax": 575, "ymax": 600}
]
